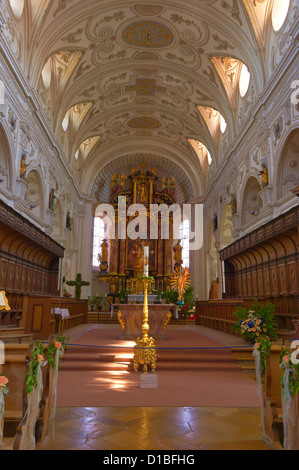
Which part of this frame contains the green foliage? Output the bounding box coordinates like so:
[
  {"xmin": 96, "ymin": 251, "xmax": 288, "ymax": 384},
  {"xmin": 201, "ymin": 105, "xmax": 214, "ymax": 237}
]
[
  {"xmin": 118, "ymin": 289, "xmax": 129, "ymax": 300},
  {"xmin": 66, "ymin": 273, "xmax": 90, "ymax": 299},
  {"xmin": 280, "ymin": 347, "xmax": 299, "ymax": 396},
  {"xmin": 90, "ymin": 295, "xmax": 103, "ymax": 307},
  {"xmin": 253, "ymin": 335, "xmax": 272, "ymax": 384},
  {"xmin": 233, "ymin": 300, "xmax": 278, "ymax": 341},
  {"xmin": 47, "ymin": 334, "xmax": 70, "ymax": 369},
  {"xmin": 155, "ymin": 290, "xmax": 162, "ymax": 301},
  {"xmin": 163, "ymin": 290, "xmax": 178, "ymax": 304},
  {"xmin": 183, "ymin": 286, "xmax": 194, "ymax": 307},
  {"xmin": 138, "ymin": 276, "xmax": 155, "ymax": 281},
  {"xmin": 25, "ymin": 341, "xmax": 45, "ymax": 394}
]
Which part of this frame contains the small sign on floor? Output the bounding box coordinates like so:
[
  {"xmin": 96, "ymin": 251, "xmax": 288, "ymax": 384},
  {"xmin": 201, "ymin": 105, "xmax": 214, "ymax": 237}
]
[{"xmin": 140, "ymin": 373, "xmax": 158, "ymax": 388}]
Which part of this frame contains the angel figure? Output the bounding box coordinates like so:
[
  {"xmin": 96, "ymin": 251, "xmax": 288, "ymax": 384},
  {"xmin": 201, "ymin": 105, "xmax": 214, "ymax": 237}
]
[{"xmin": 170, "ymin": 266, "xmax": 191, "ymax": 303}]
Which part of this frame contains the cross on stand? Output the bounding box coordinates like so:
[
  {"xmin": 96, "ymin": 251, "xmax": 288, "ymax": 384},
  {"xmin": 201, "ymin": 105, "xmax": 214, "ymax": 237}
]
[{"xmin": 65, "ymin": 273, "xmax": 90, "ymax": 299}]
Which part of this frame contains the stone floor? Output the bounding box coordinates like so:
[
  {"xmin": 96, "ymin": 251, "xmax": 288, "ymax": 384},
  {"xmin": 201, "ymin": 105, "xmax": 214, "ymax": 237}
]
[
  {"xmin": 41, "ymin": 406, "xmax": 270, "ymax": 451},
  {"xmin": 40, "ymin": 324, "xmax": 271, "ymax": 451}
]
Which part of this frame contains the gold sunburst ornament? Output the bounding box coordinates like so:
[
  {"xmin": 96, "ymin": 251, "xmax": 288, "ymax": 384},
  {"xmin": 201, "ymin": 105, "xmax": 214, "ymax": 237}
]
[{"xmin": 170, "ymin": 267, "xmax": 191, "ymax": 303}]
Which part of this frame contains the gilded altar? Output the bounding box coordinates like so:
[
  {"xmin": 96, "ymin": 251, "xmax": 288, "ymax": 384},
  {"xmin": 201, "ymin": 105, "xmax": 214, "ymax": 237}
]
[
  {"xmin": 98, "ymin": 166, "xmax": 182, "ymax": 300},
  {"xmin": 114, "ymin": 304, "xmax": 173, "ymax": 340}
]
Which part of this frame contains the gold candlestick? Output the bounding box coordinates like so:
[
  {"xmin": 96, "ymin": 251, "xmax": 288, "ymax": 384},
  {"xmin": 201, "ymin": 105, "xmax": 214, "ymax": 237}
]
[{"xmin": 133, "ymin": 278, "xmax": 157, "ymax": 373}]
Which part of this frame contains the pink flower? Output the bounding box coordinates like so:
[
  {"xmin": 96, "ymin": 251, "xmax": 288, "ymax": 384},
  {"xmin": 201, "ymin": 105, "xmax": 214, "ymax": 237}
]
[
  {"xmin": 37, "ymin": 354, "xmax": 44, "ymax": 362},
  {"xmin": 254, "ymin": 343, "xmax": 260, "ymax": 349},
  {"xmin": 0, "ymin": 376, "xmax": 8, "ymax": 387},
  {"xmin": 282, "ymin": 355, "xmax": 289, "ymax": 364},
  {"xmin": 54, "ymin": 342, "xmax": 62, "ymax": 350}
]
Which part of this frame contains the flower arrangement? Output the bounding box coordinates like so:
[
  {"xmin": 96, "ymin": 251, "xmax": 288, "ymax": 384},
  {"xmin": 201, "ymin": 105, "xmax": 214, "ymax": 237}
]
[
  {"xmin": 280, "ymin": 347, "xmax": 299, "ymax": 396},
  {"xmin": 253, "ymin": 335, "xmax": 272, "ymax": 383},
  {"xmin": 47, "ymin": 334, "xmax": 70, "ymax": 369},
  {"xmin": 233, "ymin": 300, "xmax": 278, "ymax": 342},
  {"xmin": 0, "ymin": 376, "xmax": 9, "ymax": 399},
  {"xmin": 25, "ymin": 341, "xmax": 46, "ymax": 394},
  {"xmin": 178, "ymin": 304, "xmax": 190, "ymax": 319}
]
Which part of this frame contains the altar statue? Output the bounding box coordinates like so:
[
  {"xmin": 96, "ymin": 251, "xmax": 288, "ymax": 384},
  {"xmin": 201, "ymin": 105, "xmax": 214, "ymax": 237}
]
[
  {"xmin": 173, "ymin": 240, "xmax": 183, "ymax": 272},
  {"xmin": 49, "ymin": 188, "xmax": 57, "ymax": 210},
  {"xmin": 138, "ymin": 182, "xmax": 148, "ymax": 204},
  {"xmin": 259, "ymin": 163, "xmax": 268, "ymax": 188},
  {"xmin": 99, "ymin": 239, "xmax": 109, "ymax": 273},
  {"xmin": 20, "ymin": 153, "xmax": 28, "ymax": 179},
  {"xmin": 100, "ymin": 239, "xmax": 109, "ymax": 263},
  {"xmin": 170, "ymin": 266, "xmax": 191, "ymax": 302},
  {"xmin": 230, "ymin": 193, "xmax": 237, "ymax": 215}
]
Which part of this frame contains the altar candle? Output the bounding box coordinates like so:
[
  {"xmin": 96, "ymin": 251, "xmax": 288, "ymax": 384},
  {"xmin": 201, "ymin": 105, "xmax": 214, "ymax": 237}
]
[{"xmin": 143, "ymin": 246, "xmax": 149, "ymax": 277}]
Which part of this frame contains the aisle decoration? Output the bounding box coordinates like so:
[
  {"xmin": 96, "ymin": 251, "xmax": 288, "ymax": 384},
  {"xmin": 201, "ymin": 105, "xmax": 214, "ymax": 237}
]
[
  {"xmin": 0, "ymin": 376, "xmax": 9, "ymax": 447},
  {"xmin": 20, "ymin": 342, "xmax": 47, "ymax": 450},
  {"xmin": 233, "ymin": 300, "xmax": 278, "ymax": 343},
  {"xmin": 48, "ymin": 334, "xmax": 69, "ymax": 438},
  {"xmin": 233, "ymin": 301, "xmax": 278, "ymax": 445},
  {"xmin": 279, "ymin": 346, "xmax": 299, "ymax": 450}
]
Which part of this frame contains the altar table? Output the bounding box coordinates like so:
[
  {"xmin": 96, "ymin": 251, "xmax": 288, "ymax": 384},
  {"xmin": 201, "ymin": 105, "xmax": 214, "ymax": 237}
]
[{"xmin": 112, "ymin": 304, "xmax": 177, "ymax": 340}]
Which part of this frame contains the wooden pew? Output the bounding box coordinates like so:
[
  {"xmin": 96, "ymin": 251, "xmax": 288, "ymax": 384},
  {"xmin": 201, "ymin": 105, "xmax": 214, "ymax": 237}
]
[
  {"xmin": 1, "ymin": 353, "xmax": 28, "ymax": 449},
  {"xmin": 0, "ymin": 342, "xmax": 52, "ymax": 450},
  {"xmin": 262, "ymin": 346, "xmax": 285, "ymax": 450},
  {"xmin": 195, "ymin": 300, "xmax": 243, "ymax": 334},
  {"xmin": 20, "ymin": 295, "xmax": 88, "ymax": 340}
]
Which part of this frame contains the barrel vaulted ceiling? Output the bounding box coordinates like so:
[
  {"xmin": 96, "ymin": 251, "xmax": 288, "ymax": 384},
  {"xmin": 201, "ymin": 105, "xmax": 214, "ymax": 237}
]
[{"xmin": 3, "ymin": 0, "xmax": 284, "ymax": 202}]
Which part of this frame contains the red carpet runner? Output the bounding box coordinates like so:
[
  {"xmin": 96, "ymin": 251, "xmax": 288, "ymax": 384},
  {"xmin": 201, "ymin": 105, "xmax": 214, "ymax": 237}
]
[{"xmin": 56, "ymin": 327, "xmax": 260, "ymax": 407}]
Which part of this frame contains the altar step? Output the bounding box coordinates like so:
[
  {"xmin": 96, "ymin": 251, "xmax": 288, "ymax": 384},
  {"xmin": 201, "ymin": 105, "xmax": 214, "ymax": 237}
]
[
  {"xmin": 87, "ymin": 311, "xmax": 196, "ymax": 326},
  {"xmin": 231, "ymin": 347, "xmax": 256, "ymax": 381},
  {"xmin": 59, "ymin": 346, "xmax": 133, "ymax": 373},
  {"xmin": 87, "ymin": 311, "xmax": 119, "ymax": 324}
]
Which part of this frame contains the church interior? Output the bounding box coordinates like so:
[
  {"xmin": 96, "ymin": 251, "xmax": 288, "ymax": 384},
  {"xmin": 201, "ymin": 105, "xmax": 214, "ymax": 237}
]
[{"xmin": 0, "ymin": 0, "xmax": 298, "ymax": 452}]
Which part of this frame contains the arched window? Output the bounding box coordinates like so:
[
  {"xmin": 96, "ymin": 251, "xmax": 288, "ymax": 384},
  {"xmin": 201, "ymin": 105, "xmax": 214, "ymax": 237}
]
[
  {"xmin": 272, "ymin": 0, "xmax": 290, "ymax": 32},
  {"xmin": 179, "ymin": 218, "xmax": 190, "ymax": 268},
  {"xmin": 9, "ymin": 0, "xmax": 24, "ymax": 19},
  {"xmin": 239, "ymin": 64, "xmax": 251, "ymax": 98},
  {"xmin": 42, "ymin": 58, "xmax": 52, "ymax": 89},
  {"xmin": 92, "ymin": 217, "xmax": 105, "ymax": 267}
]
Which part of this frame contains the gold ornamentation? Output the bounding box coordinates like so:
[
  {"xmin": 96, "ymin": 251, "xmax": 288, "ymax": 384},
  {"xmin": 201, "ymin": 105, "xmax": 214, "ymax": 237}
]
[
  {"xmin": 163, "ymin": 311, "xmax": 172, "ymax": 333},
  {"xmin": 128, "ymin": 116, "xmax": 161, "ymax": 129},
  {"xmin": 133, "ymin": 279, "xmax": 157, "ymax": 373},
  {"xmin": 0, "ymin": 291, "xmax": 10, "ymax": 311},
  {"xmin": 122, "ymin": 21, "xmax": 173, "ymax": 48},
  {"xmin": 125, "ymin": 79, "xmax": 166, "ymax": 97},
  {"xmin": 170, "ymin": 267, "xmax": 191, "ymax": 302},
  {"xmin": 117, "ymin": 310, "xmax": 125, "ymax": 332}
]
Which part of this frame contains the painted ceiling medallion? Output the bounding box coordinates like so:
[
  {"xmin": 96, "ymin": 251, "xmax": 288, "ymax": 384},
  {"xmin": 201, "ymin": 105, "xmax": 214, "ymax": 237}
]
[
  {"xmin": 128, "ymin": 116, "xmax": 161, "ymax": 129},
  {"xmin": 125, "ymin": 79, "xmax": 166, "ymax": 97},
  {"xmin": 122, "ymin": 21, "xmax": 173, "ymax": 48},
  {"xmin": 134, "ymin": 5, "xmax": 164, "ymax": 16}
]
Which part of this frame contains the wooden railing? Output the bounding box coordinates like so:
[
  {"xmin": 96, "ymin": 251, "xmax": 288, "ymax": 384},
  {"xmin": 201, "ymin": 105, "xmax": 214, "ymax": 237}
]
[
  {"xmin": 20, "ymin": 295, "xmax": 88, "ymax": 340},
  {"xmin": 195, "ymin": 300, "xmax": 244, "ymax": 334}
]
